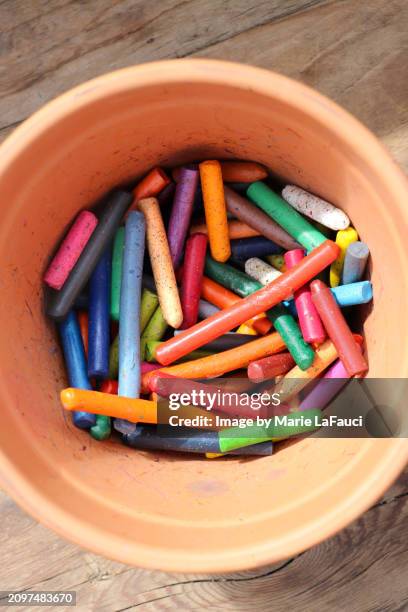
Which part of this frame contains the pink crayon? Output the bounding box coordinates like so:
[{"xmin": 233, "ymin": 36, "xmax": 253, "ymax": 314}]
[
  {"xmin": 44, "ymin": 211, "xmax": 98, "ymax": 290},
  {"xmin": 284, "ymin": 249, "xmax": 326, "ymax": 345},
  {"xmin": 299, "ymin": 359, "xmax": 352, "ymax": 412}
]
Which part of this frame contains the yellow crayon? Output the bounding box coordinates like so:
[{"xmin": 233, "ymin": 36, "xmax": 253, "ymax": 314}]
[
  {"xmin": 236, "ymin": 323, "xmax": 258, "ymax": 335},
  {"xmin": 330, "ymin": 227, "xmax": 358, "ymax": 287},
  {"xmin": 266, "ymin": 254, "xmax": 286, "ymax": 272}
]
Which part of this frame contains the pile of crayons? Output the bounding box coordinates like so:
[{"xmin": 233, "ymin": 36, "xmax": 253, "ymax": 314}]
[{"xmin": 44, "ymin": 160, "xmax": 372, "ymax": 457}]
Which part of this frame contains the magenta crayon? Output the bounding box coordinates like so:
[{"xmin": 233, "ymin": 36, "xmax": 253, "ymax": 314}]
[
  {"xmin": 44, "ymin": 211, "xmax": 98, "ymax": 290},
  {"xmin": 311, "ymin": 280, "xmax": 368, "ymax": 376},
  {"xmin": 284, "ymin": 249, "xmax": 326, "ymax": 344},
  {"xmin": 180, "ymin": 233, "xmax": 208, "ymax": 329},
  {"xmin": 167, "ymin": 167, "xmax": 199, "ymax": 268}
]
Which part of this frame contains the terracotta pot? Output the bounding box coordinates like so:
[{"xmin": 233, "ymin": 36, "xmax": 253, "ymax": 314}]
[{"xmin": 0, "ymin": 59, "xmax": 407, "ymax": 572}]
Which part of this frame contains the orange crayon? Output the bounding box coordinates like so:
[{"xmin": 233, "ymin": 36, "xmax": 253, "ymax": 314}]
[
  {"xmin": 77, "ymin": 311, "xmax": 89, "ymax": 356},
  {"xmin": 143, "ymin": 332, "xmax": 285, "ymax": 389},
  {"xmin": 131, "ymin": 167, "xmax": 170, "ymax": 207},
  {"xmin": 137, "ymin": 197, "xmax": 183, "ymax": 329},
  {"xmin": 201, "ymin": 276, "xmax": 272, "ymax": 335},
  {"xmin": 60, "ymin": 388, "xmax": 157, "ymax": 423},
  {"xmin": 199, "ymin": 161, "xmax": 230, "ymax": 262}
]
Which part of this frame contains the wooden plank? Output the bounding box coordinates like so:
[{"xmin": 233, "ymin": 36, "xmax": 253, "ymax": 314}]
[
  {"xmin": 193, "ymin": 0, "xmax": 408, "ymax": 171},
  {"xmin": 1, "ymin": 487, "xmax": 407, "ymax": 611},
  {"xmin": 0, "ymin": 0, "xmax": 329, "ymax": 130}
]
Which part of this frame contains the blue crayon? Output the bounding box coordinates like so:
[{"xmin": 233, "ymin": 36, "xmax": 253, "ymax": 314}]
[
  {"xmin": 88, "ymin": 247, "xmax": 111, "ymax": 379},
  {"xmin": 118, "ymin": 211, "xmax": 145, "ymax": 398},
  {"xmin": 123, "ymin": 425, "xmax": 273, "ymax": 455},
  {"xmin": 230, "ymin": 236, "xmax": 282, "ymax": 260},
  {"xmin": 285, "ymin": 280, "xmax": 373, "ymax": 316},
  {"xmin": 58, "ymin": 310, "xmax": 96, "ymax": 429},
  {"xmin": 342, "ymin": 241, "xmax": 370, "ymax": 285}
]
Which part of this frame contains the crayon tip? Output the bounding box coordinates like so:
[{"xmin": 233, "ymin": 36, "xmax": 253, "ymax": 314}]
[
  {"xmin": 310, "ymin": 279, "xmax": 327, "ymax": 293},
  {"xmin": 60, "ymin": 388, "xmax": 76, "ymax": 409}
]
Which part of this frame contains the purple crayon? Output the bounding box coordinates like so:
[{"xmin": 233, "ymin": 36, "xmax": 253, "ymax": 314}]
[
  {"xmin": 167, "ymin": 167, "xmax": 199, "ymax": 268},
  {"xmin": 299, "ymin": 358, "xmax": 355, "ymax": 412}
]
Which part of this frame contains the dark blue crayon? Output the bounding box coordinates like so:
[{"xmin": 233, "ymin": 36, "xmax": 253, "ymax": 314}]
[
  {"xmin": 123, "ymin": 425, "xmax": 273, "ymax": 455},
  {"xmin": 230, "ymin": 236, "xmax": 283, "ymax": 260},
  {"xmin": 58, "ymin": 310, "xmax": 96, "ymax": 429},
  {"xmin": 88, "ymin": 247, "xmax": 111, "ymax": 379}
]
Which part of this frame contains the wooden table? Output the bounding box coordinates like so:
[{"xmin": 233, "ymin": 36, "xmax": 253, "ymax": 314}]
[{"xmin": 1, "ymin": 1, "xmax": 407, "ymax": 609}]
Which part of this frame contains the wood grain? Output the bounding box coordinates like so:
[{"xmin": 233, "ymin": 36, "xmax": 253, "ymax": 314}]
[{"xmin": 1, "ymin": 488, "xmax": 407, "ymax": 611}]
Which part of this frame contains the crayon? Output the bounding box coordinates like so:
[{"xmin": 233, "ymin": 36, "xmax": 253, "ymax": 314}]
[
  {"xmin": 140, "ymin": 305, "xmax": 168, "ymax": 360},
  {"xmin": 201, "ymin": 275, "xmax": 272, "ymax": 335},
  {"xmin": 266, "ymin": 254, "xmax": 286, "ymax": 272},
  {"xmin": 73, "ymin": 291, "xmax": 89, "ymax": 310},
  {"xmin": 109, "ymin": 334, "xmax": 119, "ymax": 378},
  {"xmin": 155, "ymin": 240, "xmax": 339, "ymax": 365},
  {"xmin": 224, "ymin": 186, "xmax": 300, "ymax": 250},
  {"xmin": 61, "ymin": 387, "xmax": 157, "ymax": 423},
  {"xmin": 77, "ymin": 311, "xmax": 89, "ymax": 357},
  {"xmin": 118, "ymin": 211, "xmax": 145, "ymax": 398},
  {"xmin": 140, "ymin": 289, "xmax": 159, "ymax": 333},
  {"xmin": 157, "ymin": 182, "xmax": 176, "ymax": 207},
  {"xmin": 330, "ymin": 281, "xmax": 373, "ymax": 306},
  {"xmin": 342, "ymin": 241, "xmax": 370, "ymax": 285},
  {"xmin": 123, "ymin": 425, "xmax": 273, "ymax": 455},
  {"xmin": 281, "ymin": 185, "xmax": 350, "ymax": 231},
  {"xmin": 90, "ymin": 415, "xmax": 111, "ymax": 441},
  {"xmin": 236, "ymin": 323, "xmax": 257, "ymax": 335},
  {"xmin": 110, "ymin": 227, "xmax": 125, "ymax": 321},
  {"xmin": 230, "ymin": 236, "xmax": 282, "ymax": 260},
  {"xmin": 150, "ymin": 372, "xmax": 259, "ymax": 418},
  {"xmin": 47, "ymin": 191, "xmax": 132, "ymax": 320},
  {"xmin": 199, "ymin": 160, "xmax": 230, "ymax": 262},
  {"xmin": 137, "ymin": 197, "xmax": 183, "ymax": 328},
  {"xmin": 167, "ymin": 167, "xmax": 199, "ymax": 267},
  {"xmin": 299, "ymin": 355, "xmax": 360, "ymax": 412},
  {"xmin": 180, "ymin": 233, "xmax": 207, "ymax": 329},
  {"xmin": 58, "ymin": 310, "xmax": 96, "ymax": 429},
  {"xmin": 218, "ymin": 409, "xmax": 322, "ymax": 453},
  {"xmin": 144, "ymin": 340, "xmax": 213, "ymax": 363},
  {"xmin": 245, "ymin": 257, "xmax": 283, "ymax": 286},
  {"xmin": 205, "ymin": 255, "xmax": 260, "ymax": 298},
  {"xmin": 284, "ymin": 249, "xmax": 326, "ymax": 345},
  {"xmin": 144, "ymin": 332, "xmax": 286, "ymax": 387},
  {"xmin": 190, "ymin": 220, "xmax": 260, "ymax": 239},
  {"xmin": 90, "ymin": 381, "xmax": 116, "ymax": 441},
  {"xmin": 131, "ymin": 167, "xmax": 171, "ymax": 208},
  {"xmin": 271, "ymin": 338, "xmax": 339, "ymax": 403},
  {"xmin": 142, "ymin": 274, "xmax": 156, "ymax": 294},
  {"xmin": 311, "ymin": 280, "xmax": 368, "ymax": 376},
  {"xmin": 286, "ymin": 281, "xmax": 373, "ymax": 316},
  {"xmin": 248, "ymin": 352, "xmax": 296, "ymax": 382},
  {"xmin": 175, "ymin": 330, "xmax": 255, "ymax": 352},
  {"xmin": 44, "ymin": 211, "xmax": 98, "ymax": 290},
  {"xmin": 173, "ymin": 161, "xmax": 267, "ymax": 183},
  {"xmin": 330, "ymin": 227, "xmax": 358, "ymax": 287},
  {"xmin": 88, "ymin": 247, "xmax": 111, "ymax": 379},
  {"xmin": 204, "ymin": 256, "xmax": 314, "ymax": 370},
  {"xmin": 247, "ymin": 182, "xmax": 326, "ymax": 251},
  {"xmin": 198, "ymin": 299, "xmax": 219, "ymax": 319}
]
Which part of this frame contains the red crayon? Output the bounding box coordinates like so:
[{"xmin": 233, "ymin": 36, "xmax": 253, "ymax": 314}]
[
  {"xmin": 180, "ymin": 233, "xmax": 208, "ymax": 329},
  {"xmin": 156, "ymin": 240, "xmax": 340, "ymax": 365},
  {"xmin": 44, "ymin": 211, "xmax": 98, "ymax": 290},
  {"xmin": 310, "ymin": 279, "xmax": 368, "ymax": 376},
  {"xmin": 247, "ymin": 352, "xmax": 295, "ymax": 383},
  {"xmin": 284, "ymin": 249, "xmax": 326, "ymax": 344},
  {"xmin": 100, "ymin": 379, "xmax": 118, "ymax": 394}
]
